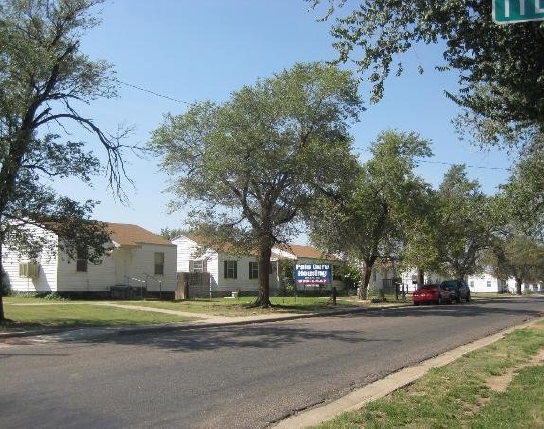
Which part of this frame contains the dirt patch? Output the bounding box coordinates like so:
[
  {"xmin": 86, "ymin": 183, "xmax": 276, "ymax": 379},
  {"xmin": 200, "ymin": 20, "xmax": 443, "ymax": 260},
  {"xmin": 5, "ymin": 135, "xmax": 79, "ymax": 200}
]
[
  {"xmin": 471, "ymin": 397, "xmax": 491, "ymax": 414},
  {"xmin": 487, "ymin": 349, "xmax": 544, "ymax": 393}
]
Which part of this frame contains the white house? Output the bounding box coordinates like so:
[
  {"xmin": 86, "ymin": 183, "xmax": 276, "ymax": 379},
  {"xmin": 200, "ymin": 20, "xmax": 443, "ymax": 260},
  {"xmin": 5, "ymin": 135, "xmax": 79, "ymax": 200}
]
[
  {"xmin": 467, "ymin": 272, "xmax": 508, "ymax": 293},
  {"xmin": 504, "ymin": 278, "xmax": 543, "ymax": 294},
  {"xmin": 397, "ymin": 267, "xmax": 542, "ymax": 294},
  {"xmin": 172, "ymin": 235, "xmax": 344, "ymax": 296},
  {"xmin": 2, "ymin": 222, "xmax": 177, "ymax": 297}
]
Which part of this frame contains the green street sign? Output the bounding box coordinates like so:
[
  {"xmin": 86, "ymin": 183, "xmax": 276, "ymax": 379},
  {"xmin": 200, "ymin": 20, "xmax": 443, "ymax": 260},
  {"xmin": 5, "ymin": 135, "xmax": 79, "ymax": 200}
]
[{"xmin": 493, "ymin": 0, "xmax": 544, "ymax": 23}]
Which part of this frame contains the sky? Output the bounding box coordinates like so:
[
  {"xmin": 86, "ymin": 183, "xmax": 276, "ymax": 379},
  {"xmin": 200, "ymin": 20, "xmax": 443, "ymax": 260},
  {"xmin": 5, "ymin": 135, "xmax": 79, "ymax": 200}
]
[{"xmin": 49, "ymin": 0, "xmax": 515, "ymax": 241}]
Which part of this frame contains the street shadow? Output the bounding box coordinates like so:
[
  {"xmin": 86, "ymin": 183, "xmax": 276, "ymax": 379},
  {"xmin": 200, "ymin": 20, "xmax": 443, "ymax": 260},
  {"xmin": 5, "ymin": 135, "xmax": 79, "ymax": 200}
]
[
  {"xmin": 73, "ymin": 322, "xmax": 399, "ymax": 353},
  {"xmin": 348, "ymin": 296, "xmax": 544, "ymax": 320},
  {"xmin": 0, "ymin": 352, "xmax": 70, "ymax": 359}
]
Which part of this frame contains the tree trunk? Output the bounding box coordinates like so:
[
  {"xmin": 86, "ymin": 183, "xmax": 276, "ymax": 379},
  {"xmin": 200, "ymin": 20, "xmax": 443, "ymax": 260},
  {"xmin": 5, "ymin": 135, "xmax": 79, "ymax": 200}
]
[
  {"xmin": 515, "ymin": 277, "xmax": 522, "ymax": 295},
  {"xmin": 0, "ymin": 243, "xmax": 4, "ymax": 321},
  {"xmin": 253, "ymin": 235, "xmax": 272, "ymax": 307},
  {"xmin": 359, "ymin": 264, "xmax": 372, "ymax": 300},
  {"xmin": 417, "ymin": 268, "xmax": 424, "ymax": 287}
]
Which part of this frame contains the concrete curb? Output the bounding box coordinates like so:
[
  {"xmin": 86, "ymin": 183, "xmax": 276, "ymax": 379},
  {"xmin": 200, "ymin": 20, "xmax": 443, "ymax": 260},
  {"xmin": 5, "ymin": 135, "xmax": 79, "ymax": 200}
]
[{"xmin": 272, "ymin": 317, "xmax": 544, "ymax": 428}]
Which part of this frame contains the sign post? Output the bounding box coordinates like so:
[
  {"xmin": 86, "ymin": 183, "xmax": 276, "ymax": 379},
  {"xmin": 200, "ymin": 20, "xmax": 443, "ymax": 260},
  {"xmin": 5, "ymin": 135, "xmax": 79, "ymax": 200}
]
[{"xmin": 493, "ymin": 0, "xmax": 544, "ymax": 23}]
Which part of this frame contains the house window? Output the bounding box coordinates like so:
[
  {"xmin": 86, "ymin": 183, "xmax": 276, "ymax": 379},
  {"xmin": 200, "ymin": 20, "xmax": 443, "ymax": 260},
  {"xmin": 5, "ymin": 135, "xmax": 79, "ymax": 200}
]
[
  {"xmin": 469, "ymin": 281, "xmax": 474, "ymax": 289},
  {"xmin": 224, "ymin": 260, "xmax": 237, "ymax": 279},
  {"xmin": 190, "ymin": 260, "xmax": 206, "ymax": 273},
  {"xmin": 154, "ymin": 252, "xmax": 165, "ymax": 275},
  {"xmin": 249, "ymin": 261, "xmax": 259, "ymax": 279},
  {"xmin": 487, "ymin": 280, "xmax": 492, "ymax": 288},
  {"xmin": 19, "ymin": 261, "xmax": 39, "ymax": 278},
  {"xmin": 76, "ymin": 247, "xmax": 88, "ymax": 272}
]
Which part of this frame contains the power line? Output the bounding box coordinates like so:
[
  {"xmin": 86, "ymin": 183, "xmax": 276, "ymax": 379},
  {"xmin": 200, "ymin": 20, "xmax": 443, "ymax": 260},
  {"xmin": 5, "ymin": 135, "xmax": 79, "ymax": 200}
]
[
  {"xmin": 118, "ymin": 79, "xmax": 512, "ymax": 173},
  {"xmin": 118, "ymin": 80, "xmax": 194, "ymax": 106},
  {"xmin": 417, "ymin": 159, "xmax": 511, "ymax": 171}
]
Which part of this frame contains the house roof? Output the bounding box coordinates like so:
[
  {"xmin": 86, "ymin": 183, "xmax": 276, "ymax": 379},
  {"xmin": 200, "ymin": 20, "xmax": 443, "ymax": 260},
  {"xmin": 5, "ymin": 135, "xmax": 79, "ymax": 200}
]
[
  {"xmin": 107, "ymin": 223, "xmax": 175, "ymax": 247},
  {"xmin": 273, "ymin": 244, "xmax": 338, "ymax": 261},
  {"xmin": 179, "ymin": 235, "xmax": 335, "ymax": 261}
]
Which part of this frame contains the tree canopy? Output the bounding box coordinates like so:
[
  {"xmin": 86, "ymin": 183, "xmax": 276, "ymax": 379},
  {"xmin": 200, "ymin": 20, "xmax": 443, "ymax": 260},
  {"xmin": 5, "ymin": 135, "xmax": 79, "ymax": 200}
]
[
  {"xmin": 309, "ymin": 1, "xmax": 544, "ymax": 146},
  {"xmin": 307, "ymin": 129, "xmax": 432, "ymax": 297},
  {"xmin": 149, "ymin": 62, "xmax": 363, "ymax": 306},
  {"xmin": 0, "ymin": 0, "xmax": 131, "ymax": 320},
  {"xmin": 432, "ymin": 165, "xmax": 496, "ymax": 279},
  {"xmin": 487, "ymin": 232, "xmax": 544, "ymax": 295}
]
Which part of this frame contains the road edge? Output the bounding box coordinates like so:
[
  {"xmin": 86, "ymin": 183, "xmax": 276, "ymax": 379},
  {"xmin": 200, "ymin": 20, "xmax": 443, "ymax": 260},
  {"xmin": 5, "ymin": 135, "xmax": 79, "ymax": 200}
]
[{"xmin": 272, "ymin": 316, "xmax": 544, "ymax": 429}]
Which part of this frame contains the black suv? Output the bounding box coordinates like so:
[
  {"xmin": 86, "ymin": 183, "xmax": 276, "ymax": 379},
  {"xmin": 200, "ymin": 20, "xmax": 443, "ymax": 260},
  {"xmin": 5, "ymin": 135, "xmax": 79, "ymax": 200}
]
[{"xmin": 441, "ymin": 280, "xmax": 471, "ymax": 303}]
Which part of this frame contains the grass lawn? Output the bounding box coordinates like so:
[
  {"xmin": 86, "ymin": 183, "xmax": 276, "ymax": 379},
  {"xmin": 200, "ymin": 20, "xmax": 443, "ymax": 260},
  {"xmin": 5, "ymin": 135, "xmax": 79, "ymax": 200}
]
[
  {"xmin": 316, "ymin": 320, "xmax": 544, "ymax": 428},
  {"xmin": 1, "ymin": 296, "xmax": 195, "ymax": 332},
  {"xmin": 0, "ymin": 293, "xmax": 410, "ymax": 331},
  {"xmin": 116, "ymin": 296, "xmax": 348, "ymax": 316},
  {"xmin": 108, "ymin": 294, "xmax": 410, "ymax": 316}
]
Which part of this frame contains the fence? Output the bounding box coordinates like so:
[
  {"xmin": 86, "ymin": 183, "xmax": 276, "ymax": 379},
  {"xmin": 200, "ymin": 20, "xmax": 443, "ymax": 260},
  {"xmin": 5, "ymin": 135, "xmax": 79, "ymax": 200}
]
[{"xmin": 176, "ymin": 272, "xmax": 211, "ymax": 299}]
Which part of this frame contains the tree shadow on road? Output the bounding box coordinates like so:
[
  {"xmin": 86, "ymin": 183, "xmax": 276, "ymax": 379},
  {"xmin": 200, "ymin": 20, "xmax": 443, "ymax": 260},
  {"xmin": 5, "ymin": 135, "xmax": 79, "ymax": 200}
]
[{"xmin": 82, "ymin": 322, "xmax": 400, "ymax": 353}]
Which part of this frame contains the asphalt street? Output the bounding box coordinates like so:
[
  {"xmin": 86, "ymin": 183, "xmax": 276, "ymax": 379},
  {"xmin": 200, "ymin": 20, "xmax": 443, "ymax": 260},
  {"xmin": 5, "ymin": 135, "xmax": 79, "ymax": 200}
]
[{"xmin": 1, "ymin": 297, "xmax": 542, "ymax": 428}]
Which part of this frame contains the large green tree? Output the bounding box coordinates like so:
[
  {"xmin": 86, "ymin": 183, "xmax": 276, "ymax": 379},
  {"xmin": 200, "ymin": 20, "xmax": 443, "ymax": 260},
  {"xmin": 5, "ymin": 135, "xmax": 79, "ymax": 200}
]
[
  {"xmin": 307, "ymin": 130, "xmax": 432, "ymax": 298},
  {"xmin": 0, "ymin": 0, "xmax": 130, "ymax": 321},
  {"xmin": 149, "ymin": 62, "xmax": 363, "ymax": 307},
  {"xmin": 432, "ymin": 165, "xmax": 496, "ymax": 279},
  {"xmin": 309, "ymin": 1, "xmax": 544, "ymax": 144},
  {"xmin": 502, "ymin": 143, "xmax": 544, "ymax": 237}
]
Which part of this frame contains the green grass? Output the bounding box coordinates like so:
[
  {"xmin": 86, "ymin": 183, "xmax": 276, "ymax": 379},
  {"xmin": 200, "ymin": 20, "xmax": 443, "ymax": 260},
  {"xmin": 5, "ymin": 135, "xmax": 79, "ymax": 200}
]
[
  {"xmin": 109, "ymin": 294, "xmax": 409, "ymax": 316},
  {"xmin": 118, "ymin": 296, "xmax": 352, "ymax": 316},
  {"xmin": 473, "ymin": 365, "xmax": 544, "ymax": 428},
  {"xmin": 316, "ymin": 321, "xmax": 544, "ymax": 428},
  {"xmin": 0, "ymin": 293, "xmax": 410, "ymax": 332},
  {"xmin": 1, "ymin": 297, "xmax": 195, "ymax": 332}
]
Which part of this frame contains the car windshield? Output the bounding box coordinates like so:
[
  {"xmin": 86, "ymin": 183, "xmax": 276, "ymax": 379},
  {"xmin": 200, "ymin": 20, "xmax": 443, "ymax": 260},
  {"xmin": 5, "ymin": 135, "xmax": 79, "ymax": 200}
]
[
  {"xmin": 441, "ymin": 281, "xmax": 457, "ymax": 288},
  {"xmin": 419, "ymin": 285, "xmax": 436, "ymax": 290}
]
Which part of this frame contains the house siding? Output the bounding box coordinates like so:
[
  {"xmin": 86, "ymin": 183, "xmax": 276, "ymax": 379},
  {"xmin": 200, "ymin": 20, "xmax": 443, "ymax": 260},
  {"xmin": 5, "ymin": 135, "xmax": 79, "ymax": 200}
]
[
  {"xmin": 172, "ymin": 235, "xmax": 218, "ymax": 288},
  {"xmin": 172, "ymin": 235, "xmax": 283, "ymax": 294},
  {"xmin": 132, "ymin": 244, "xmax": 177, "ymax": 293},
  {"xmin": 467, "ymin": 273, "xmax": 506, "ymax": 293},
  {"xmin": 2, "ymin": 226, "xmax": 59, "ymax": 293},
  {"xmin": 56, "ymin": 249, "xmax": 115, "ymax": 293},
  {"xmin": 216, "ymin": 254, "xmax": 261, "ymax": 292}
]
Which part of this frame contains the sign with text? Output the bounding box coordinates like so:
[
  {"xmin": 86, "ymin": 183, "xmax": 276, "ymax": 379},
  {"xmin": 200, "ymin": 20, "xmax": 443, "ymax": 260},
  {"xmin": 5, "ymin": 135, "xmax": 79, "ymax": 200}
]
[
  {"xmin": 493, "ymin": 0, "xmax": 544, "ymax": 23},
  {"xmin": 295, "ymin": 263, "xmax": 331, "ymax": 285}
]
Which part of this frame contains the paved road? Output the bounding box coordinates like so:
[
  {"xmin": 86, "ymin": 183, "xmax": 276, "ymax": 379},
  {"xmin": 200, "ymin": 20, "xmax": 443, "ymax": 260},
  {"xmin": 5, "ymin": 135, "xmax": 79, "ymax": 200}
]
[{"xmin": 1, "ymin": 297, "xmax": 542, "ymax": 428}]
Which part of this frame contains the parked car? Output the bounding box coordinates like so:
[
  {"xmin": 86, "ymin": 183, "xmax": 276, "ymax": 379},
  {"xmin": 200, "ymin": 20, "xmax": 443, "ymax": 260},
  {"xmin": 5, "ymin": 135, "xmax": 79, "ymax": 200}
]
[
  {"xmin": 441, "ymin": 279, "xmax": 471, "ymax": 303},
  {"xmin": 412, "ymin": 283, "xmax": 452, "ymax": 305}
]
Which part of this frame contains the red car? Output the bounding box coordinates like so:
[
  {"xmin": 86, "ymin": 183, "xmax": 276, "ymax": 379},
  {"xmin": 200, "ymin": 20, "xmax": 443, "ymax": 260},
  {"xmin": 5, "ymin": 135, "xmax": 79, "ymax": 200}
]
[{"xmin": 412, "ymin": 283, "xmax": 452, "ymax": 305}]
